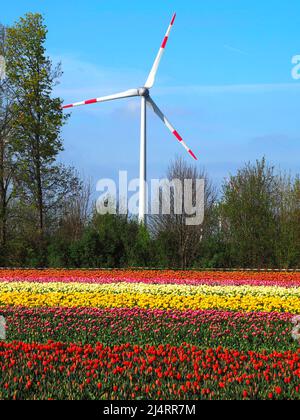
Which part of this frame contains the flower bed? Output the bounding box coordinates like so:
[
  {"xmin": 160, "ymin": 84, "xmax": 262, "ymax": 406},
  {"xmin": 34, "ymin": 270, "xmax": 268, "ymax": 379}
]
[{"xmin": 0, "ymin": 270, "xmax": 299, "ymax": 400}]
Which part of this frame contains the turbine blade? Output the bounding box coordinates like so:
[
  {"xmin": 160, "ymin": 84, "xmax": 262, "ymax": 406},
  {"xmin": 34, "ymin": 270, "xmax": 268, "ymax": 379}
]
[
  {"xmin": 147, "ymin": 97, "xmax": 198, "ymax": 160},
  {"xmin": 144, "ymin": 13, "xmax": 176, "ymax": 89},
  {"xmin": 62, "ymin": 89, "xmax": 139, "ymax": 109}
]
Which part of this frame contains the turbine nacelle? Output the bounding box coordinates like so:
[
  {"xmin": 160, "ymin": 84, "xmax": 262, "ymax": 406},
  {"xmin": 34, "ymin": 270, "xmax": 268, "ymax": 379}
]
[{"xmin": 138, "ymin": 88, "xmax": 150, "ymax": 98}]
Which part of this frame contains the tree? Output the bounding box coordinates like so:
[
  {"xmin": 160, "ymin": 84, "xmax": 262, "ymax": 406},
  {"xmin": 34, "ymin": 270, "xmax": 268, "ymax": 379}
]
[
  {"xmin": 221, "ymin": 158, "xmax": 278, "ymax": 268},
  {"xmin": 47, "ymin": 177, "xmax": 92, "ymax": 267},
  {"xmin": 5, "ymin": 13, "xmax": 68, "ymax": 247},
  {"xmin": 0, "ymin": 23, "xmax": 15, "ymax": 251},
  {"xmin": 195, "ymin": 203, "xmax": 231, "ymax": 269},
  {"xmin": 54, "ymin": 176, "xmax": 92, "ymax": 241},
  {"xmin": 150, "ymin": 157, "xmax": 217, "ymax": 269},
  {"xmin": 92, "ymin": 213, "xmax": 137, "ymax": 268},
  {"xmin": 275, "ymin": 174, "xmax": 300, "ymax": 267}
]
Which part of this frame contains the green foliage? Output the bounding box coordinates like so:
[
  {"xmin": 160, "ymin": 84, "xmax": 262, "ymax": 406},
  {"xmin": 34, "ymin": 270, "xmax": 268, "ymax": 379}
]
[
  {"xmin": 0, "ymin": 13, "xmax": 82, "ymax": 267},
  {"xmin": 47, "ymin": 238, "xmax": 72, "ymax": 268},
  {"xmin": 5, "ymin": 13, "xmax": 68, "ymax": 237},
  {"xmin": 6, "ymin": 13, "xmax": 66, "ymax": 163},
  {"xmin": 46, "ymin": 215, "xmax": 154, "ymax": 269},
  {"xmin": 69, "ymin": 229, "xmax": 103, "ymax": 268},
  {"xmin": 274, "ymin": 175, "xmax": 300, "ymax": 268},
  {"xmin": 5, "ymin": 156, "xmax": 300, "ymax": 269},
  {"xmin": 221, "ymin": 158, "xmax": 278, "ymax": 268}
]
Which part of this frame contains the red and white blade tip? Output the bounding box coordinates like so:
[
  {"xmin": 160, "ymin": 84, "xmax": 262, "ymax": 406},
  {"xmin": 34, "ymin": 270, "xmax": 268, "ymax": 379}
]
[
  {"xmin": 173, "ymin": 130, "xmax": 198, "ymax": 161},
  {"xmin": 62, "ymin": 99, "xmax": 97, "ymax": 109},
  {"xmin": 144, "ymin": 13, "xmax": 177, "ymax": 89},
  {"xmin": 161, "ymin": 13, "xmax": 176, "ymax": 49},
  {"xmin": 189, "ymin": 150, "xmax": 198, "ymax": 161}
]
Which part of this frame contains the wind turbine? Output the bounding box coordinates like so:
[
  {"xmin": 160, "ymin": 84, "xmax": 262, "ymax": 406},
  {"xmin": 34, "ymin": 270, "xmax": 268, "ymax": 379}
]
[{"xmin": 62, "ymin": 13, "xmax": 197, "ymax": 224}]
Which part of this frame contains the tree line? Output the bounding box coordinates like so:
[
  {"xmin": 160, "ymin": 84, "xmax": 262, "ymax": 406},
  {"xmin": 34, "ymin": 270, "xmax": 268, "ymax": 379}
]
[{"xmin": 0, "ymin": 13, "xmax": 299, "ymax": 269}]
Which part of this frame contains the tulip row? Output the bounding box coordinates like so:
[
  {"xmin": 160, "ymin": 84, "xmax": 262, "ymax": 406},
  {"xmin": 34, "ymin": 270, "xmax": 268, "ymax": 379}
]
[
  {"xmin": 0, "ymin": 307, "xmax": 297, "ymax": 352},
  {"xmin": 1, "ymin": 282, "xmax": 300, "ymax": 297},
  {"xmin": 0, "ymin": 282, "xmax": 299, "ymax": 313},
  {"xmin": 0, "ymin": 341, "xmax": 299, "ymax": 400},
  {"xmin": 1, "ymin": 269, "xmax": 300, "ymax": 286}
]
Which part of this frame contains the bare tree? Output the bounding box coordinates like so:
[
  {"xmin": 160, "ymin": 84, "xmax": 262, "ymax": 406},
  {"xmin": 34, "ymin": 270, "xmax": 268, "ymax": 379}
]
[
  {"xmin": 55, "ymin": 177, "xmax": 92, "ymax": 242},
  {"xmin": 150, "ymin": 157, "xmax": 217, "ymax": 268}
]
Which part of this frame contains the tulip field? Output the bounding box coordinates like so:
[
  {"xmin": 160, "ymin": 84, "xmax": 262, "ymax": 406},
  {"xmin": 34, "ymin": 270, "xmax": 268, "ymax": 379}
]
[{"xmin": 0, "ymin": 269, "xmax": 300, "ymax": 400}]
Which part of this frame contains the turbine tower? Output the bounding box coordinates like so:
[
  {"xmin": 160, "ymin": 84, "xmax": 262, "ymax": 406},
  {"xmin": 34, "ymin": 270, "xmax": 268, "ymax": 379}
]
[{"xmin": 62, "ymin": 13, "xmax": 197, "ymax": 224}]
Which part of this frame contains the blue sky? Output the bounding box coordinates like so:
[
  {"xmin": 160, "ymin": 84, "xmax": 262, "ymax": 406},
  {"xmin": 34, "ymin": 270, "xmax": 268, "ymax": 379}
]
[{"xmin": 2, "ymin": 0, "xmax": 300, "ymax": 189}]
